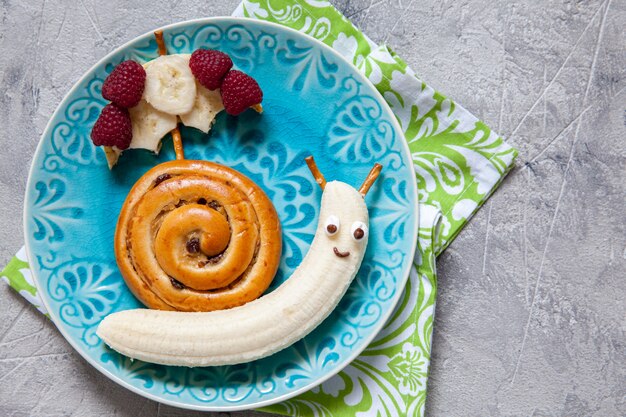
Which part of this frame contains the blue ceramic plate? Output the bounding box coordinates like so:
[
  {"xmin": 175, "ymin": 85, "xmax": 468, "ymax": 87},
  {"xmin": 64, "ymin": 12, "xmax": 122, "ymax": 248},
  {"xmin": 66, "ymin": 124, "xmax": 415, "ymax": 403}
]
[{"xmin": 24, "ymin": 18, "xmax": 418, "ymax": 411}]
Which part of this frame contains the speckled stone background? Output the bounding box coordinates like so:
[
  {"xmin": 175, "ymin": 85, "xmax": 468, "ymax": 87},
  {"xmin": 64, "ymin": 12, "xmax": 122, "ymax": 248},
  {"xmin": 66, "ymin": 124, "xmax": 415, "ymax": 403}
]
[{"xmin": 1, "ymin": 0, "xmax": 624, "ymax": 416}]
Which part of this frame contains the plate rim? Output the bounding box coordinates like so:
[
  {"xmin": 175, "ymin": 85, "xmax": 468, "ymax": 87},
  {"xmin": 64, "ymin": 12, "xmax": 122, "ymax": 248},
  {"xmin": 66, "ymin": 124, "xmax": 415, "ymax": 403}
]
[{"xmin": 23, "ymin": 16, "xmax": 419, "ymax": 412}]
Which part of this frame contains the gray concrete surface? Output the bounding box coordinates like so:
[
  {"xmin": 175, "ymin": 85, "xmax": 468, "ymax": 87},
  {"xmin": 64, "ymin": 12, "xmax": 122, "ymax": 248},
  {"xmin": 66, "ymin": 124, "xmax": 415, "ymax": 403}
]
[{"xmin": 1, "ymin": 0, "xmax": 624, "ymax": 416}]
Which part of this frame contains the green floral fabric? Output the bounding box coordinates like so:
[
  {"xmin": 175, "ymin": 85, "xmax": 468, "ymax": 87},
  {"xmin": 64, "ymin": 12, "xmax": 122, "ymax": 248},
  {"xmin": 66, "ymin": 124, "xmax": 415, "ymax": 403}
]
[
  {"xmin": 1, "ymin": 247, "xmax": 47, "ymax": 315},
  {"xmin": 2, "ymin": 1, "xmax": 517, "ymax": 416}
]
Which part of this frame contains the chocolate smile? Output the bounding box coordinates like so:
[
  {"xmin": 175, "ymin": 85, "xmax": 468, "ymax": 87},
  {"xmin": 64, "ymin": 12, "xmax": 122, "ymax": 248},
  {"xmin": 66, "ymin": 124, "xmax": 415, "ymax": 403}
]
[{"xmin": 333, "ymin": 247, "xmax": 350, "ymax": 258}]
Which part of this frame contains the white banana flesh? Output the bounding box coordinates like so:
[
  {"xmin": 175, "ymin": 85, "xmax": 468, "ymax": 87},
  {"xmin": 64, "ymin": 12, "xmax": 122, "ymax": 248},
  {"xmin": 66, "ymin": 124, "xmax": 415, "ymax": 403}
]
[
  {"xmin": 97, "ymin": 181, "xmax": 369, "ymax": 366},
  {"xmin": 179, "ymin": 83, "xmax": 223, "ymax": 133},
  {"xmin": 128, "ymin": 100, "xmax": 177, "ymax": 153},
  {"xmin": 143, "ymin": 55, "xmax": 196, "ymax": 115}
]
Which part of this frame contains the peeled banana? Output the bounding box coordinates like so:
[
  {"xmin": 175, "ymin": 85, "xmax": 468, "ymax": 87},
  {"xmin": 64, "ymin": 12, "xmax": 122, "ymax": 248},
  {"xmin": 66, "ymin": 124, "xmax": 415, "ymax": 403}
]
[{"xmin": 97, "ymin": 180, "xmax": 372, "ymax": 366}]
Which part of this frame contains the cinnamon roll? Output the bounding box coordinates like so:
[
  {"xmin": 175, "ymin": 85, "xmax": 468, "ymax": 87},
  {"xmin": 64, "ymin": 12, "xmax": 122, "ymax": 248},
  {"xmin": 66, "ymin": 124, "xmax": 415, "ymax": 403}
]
[{"xmin": 114, "ymin": 160, "xmax": 281, "ymax": 311}]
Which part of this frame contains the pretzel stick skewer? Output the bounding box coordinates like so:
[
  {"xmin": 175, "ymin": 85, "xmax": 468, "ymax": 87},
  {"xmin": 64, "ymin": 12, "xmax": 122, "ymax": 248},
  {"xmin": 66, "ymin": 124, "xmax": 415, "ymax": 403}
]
[
  {"xmin": 154, "ymin": 30, "xmax": 185, "ymax": 160},
  {"xmin": 170, "ymin": 128, "xmax": 185, "ymax": 161},
  {"xmin": 154, "ymin": 30, "xmax": 168, "ymax": 56}
]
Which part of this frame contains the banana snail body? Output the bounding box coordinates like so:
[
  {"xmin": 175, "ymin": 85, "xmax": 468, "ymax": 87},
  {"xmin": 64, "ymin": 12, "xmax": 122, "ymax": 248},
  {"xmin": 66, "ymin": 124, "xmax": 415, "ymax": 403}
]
[{"xmin": 97, "ymin": 178, "xmax": 373, "ymax": 367}]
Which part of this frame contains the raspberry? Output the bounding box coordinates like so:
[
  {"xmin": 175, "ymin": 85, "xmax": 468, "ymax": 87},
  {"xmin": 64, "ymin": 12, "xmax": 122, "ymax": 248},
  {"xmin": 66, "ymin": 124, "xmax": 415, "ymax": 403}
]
[
  {"xmin": 189, "ymin": 49, "xmax": 233, "ymax": 90},
  {"xmin": 90, "ymin": 104, "xmax": 133, "ymax": 149},
  {"xmin": 102, "ymin": 60, "xmax": 146, "ymax": 108},
  {"xmin": 220, "ymin": 70, "xmax": 263, "ymax": 116}
]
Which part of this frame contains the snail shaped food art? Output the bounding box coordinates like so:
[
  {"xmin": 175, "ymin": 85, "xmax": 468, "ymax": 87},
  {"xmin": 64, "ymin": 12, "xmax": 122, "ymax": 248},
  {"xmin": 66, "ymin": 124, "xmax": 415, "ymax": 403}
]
[
  {"xmin": 97, "ymin": 158, "xmax": 382, "ymax": 366},
  {"xmin": 93, "ymin": 30, "xmax": 384, "ymax": 366}
]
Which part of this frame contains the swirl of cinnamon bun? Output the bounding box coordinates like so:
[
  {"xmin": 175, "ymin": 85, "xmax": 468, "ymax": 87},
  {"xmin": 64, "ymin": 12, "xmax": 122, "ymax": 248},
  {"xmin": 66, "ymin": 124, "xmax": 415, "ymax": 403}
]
[{"xmin": 114, "ymin": 160, "xmax": 281, "ymax": 312}]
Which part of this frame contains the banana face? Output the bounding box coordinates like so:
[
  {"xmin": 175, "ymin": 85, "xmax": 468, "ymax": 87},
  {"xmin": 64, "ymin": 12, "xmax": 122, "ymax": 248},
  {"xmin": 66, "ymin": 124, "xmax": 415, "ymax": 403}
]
[
  {"xmin": 96, "ymin": 179, "xmax": 376, "ymax": 367},
  {"xmin": 311, "ymin": 181, "xmax": 369, "ymax": 264}
]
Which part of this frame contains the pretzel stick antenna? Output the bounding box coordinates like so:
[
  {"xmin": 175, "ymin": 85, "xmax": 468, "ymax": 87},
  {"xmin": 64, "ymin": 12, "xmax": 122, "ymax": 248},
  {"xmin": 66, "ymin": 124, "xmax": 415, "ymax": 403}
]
[
  {"xmin": 154, "ymin": 30, "xmax": 185, "ymax": 160},
  {"xmin": 358, "ymin": 163, "xmax": 382, "ymax": 196},
  {"xmin": 305, "ymin": 156, "xmax": 326, "ymax": 190}
]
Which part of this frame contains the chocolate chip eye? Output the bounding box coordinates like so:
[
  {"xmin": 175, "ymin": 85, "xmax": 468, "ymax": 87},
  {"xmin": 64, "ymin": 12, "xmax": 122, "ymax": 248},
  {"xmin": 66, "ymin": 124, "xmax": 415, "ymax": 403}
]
[
  {"xmin": 351, "ymin": 221, "xmax": 368, "ymax": 241},
  {"xmin": 325, "ymin": 215, "xmax": 340, "ymax": 236}
]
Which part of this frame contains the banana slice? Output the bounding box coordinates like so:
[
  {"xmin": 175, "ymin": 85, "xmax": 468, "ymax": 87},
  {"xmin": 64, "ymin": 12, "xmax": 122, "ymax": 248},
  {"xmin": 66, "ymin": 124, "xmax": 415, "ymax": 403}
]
[
  {"xmin": 179, "ymin": 83, "xmax": 224, "ymax": 133},
  {"xmin": 128, "ymin": 100, "xmax": 177, "ymax": 153},
  {"xmin": 143, "ymin": 55, "xmax": 196, "ymax": 115}
]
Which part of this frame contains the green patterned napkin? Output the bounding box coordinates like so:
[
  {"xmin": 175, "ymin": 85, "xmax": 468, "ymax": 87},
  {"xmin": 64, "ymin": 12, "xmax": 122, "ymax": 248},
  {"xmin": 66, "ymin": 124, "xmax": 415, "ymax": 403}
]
[{"xmin": 1, "ymin": 1, "xmax": 517, "ymax": 416}]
